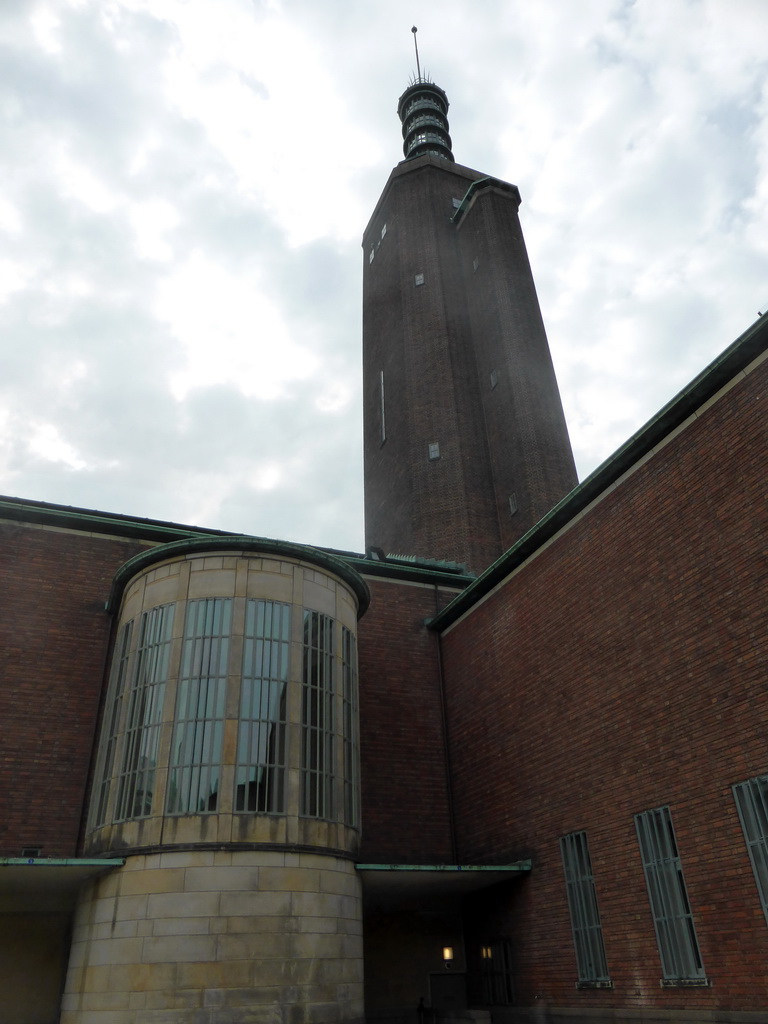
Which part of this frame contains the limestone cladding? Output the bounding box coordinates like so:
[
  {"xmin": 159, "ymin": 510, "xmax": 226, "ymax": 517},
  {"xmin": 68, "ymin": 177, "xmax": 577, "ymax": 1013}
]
[{"xmin": 60, "ymin": 849, "xmax": 364, "ymax": 1024}]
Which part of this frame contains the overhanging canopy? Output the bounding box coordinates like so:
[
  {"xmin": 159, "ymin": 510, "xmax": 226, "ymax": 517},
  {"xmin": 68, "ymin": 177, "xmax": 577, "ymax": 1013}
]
[
  {"xmin": 356, "ymin": 862, "xmax": 531, "ymax": 906},
  {"xmin": 0, "ymin": 858, "xmax": 125, "ymax": 912}
]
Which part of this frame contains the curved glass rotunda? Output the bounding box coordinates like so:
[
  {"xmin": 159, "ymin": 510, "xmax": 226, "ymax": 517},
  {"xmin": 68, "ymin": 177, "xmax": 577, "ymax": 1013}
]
[{"xmin": 62, "ymin": 537, "xmax": 369, "ymax": 1024}]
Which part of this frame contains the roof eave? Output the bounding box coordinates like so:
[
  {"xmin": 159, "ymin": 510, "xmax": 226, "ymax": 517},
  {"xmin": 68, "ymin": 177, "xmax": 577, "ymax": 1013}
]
[{"xmin": 428, "ymin": 313, "xmax": 768, "ymax": 632}]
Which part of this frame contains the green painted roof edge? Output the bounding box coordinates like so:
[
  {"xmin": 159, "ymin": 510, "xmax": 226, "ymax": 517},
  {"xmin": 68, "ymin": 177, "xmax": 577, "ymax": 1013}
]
[
  {"xmin": 348, "ymin": 557, "xmax": 473, "ymax": 588},
  {"xmin": 106, "ymin": 535, "xmax": 372, "ymax": 618},
  {"xmin": 0, "ymin": 495, "xmax": 233, "ymax": 543},
  {"xmin": 355, "ymin": 862, "xmax": 531, "ymax": 872},
  {"xmin": 428, "ymin": 313, "xmax": 768, "ymax": 633},
  {"xmin": 0, "ymin": 858, "xmax": 125, "ymax": 867},
  {"xmin": 0, "ymin": 498, "xmax": 474, "ymax": 592}
]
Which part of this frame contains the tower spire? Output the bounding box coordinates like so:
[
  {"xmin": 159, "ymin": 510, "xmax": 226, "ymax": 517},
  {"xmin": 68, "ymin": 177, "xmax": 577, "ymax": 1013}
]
[
  {"xmin": 397, "ymin": 32, "xmax": 454, "ymax": 163},
  {"xmin": 364, "ymin": 65, "xmax": 578, "ymax": 572},
  {"xmin": 411, "ymin": 25, "xmax": 421, "ymax": 81}
]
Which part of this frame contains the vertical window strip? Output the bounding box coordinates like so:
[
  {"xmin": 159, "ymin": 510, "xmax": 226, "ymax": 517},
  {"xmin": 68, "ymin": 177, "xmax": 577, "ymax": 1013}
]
[
  {"xmin": 301, "ymin": 610, "xmax": 335, "ymax": 819},
  {"xmin": 379, "ymin": 370, "xmax": 386, "ymax": 444},
  {"xmin": 167, "ymin": 598, "xmax": 230, "ymax": 815},
  {"xmin": 635, "ymin": 806, "xmax": 705, "ymax": 980},
  {"xmin": 235, "ymin": 599, "xmax": 290, "ymax": 813},
  {"xmin": 560, "ymin": 831, "xmax": 610, "ymax": 983},
  {"xmin": 115, "ymin": 604, "xmax": 174, "ymax": 821},
  {"xmin": 342, "ymin": 627, "xmax": 359, "ymax": 827},
  {"xmin": 481, "ymin": 940, "xmax": 515, "ymax": 1006},
  {"xmin": 733, "ymin": 775, "xmax": 768, "ymax": 925},
  {"xmin": 93, "ymin": 619, "xmax": 133, "ymax": 827}
]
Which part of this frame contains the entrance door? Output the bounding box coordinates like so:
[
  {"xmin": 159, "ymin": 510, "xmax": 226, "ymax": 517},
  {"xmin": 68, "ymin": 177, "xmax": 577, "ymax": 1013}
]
[{"xmin": 430, "ymin": 971, "xmax": 467, "ymax": 1013}]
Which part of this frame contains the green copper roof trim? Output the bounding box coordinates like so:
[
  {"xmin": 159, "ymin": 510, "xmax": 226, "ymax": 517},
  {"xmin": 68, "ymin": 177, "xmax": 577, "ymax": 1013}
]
[
  {"xmin": 0, "ymin": 495, "xmax": 473, "ymax": 593},
  {"xmin": 451, "ymin": 176, "xmax": 521, "ymax": 225},
  {"xmin": 428, "ymin": 313, "xmax": 768, "ymax": 633},
  {"xmin": 351, "ymin": 559, "xmax": 473, "ymax": 588},
  {"xmin": 0, "ymin": 495, "xmax": 233, "ymax": 543},
  {"xmin": 356, "ymin": 862, "xmax": 531, "ymax": 872},
  {"xmin": 106, "ymin": 535, "xmax": 371, "ymax": 618},
  {"xmin": 0, "ymin": 858, "xmax": 125, "ymax": 868},
  {"xmin": 379, "ymin": 552, "xmax": 469, "ymax": 572}
]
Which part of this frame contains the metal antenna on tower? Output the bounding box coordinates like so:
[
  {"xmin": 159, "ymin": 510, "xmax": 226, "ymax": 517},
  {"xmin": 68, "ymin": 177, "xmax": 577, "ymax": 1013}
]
[{"xmin": 411, "ymin": 26, "xmax": 421, "ymax": 81}]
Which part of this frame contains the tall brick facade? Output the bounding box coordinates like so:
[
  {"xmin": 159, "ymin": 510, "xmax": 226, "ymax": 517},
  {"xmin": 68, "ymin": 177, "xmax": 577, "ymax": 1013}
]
[
  {"xmin": 0, "ymin": 522, "xmax": 146, "ymax": 857},
  {"xmin": 363, "ymin": 152, "xmax": 577, "ymax": 575},
  {"xmin": 436, "ymin": 343, "xmax": 768, "ymax": 1018}
]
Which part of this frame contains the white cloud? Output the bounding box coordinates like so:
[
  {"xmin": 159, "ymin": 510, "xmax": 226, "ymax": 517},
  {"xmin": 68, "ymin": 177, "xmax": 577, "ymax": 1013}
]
[
  {"xmin": 156, "ymin": 252, "xmax": 319, "ymax": 400},
  {"xmin": 28, "ymin": 422, "xmax": 89, "ymax": 470},
  {"xmin": 128, "ymin": 198, "xmax": 180, "ymax": 261},
  {"xmin": 29, "ymin": 3, "xmax": 63, "ymax": 54}
]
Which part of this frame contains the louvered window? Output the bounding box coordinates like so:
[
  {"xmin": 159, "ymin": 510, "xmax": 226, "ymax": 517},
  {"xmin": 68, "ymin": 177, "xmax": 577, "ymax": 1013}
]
[
  {"xmin": 733, "ymin": 774, "xmax": 768, "ymax": 925},
  {"xmin": 560, "ymin": 831, "xmax": 610, "ymax": 984},
  {"xmin": 635, "ymin": 806, "xmax": 706, "ymax": 982}
]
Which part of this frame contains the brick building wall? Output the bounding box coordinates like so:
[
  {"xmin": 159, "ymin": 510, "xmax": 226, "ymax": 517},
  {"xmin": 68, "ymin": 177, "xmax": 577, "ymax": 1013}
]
[
  {"xmin": 362, "ymin": 156, "xmax": 577, "ymax": 574},
  {"xmin": 363, "ymin": 157, "xmax": 501, "ymax": 572},
  {"xmin": 357, "ymin": 575, "xmax": 461, "ymax": 864},
  {"xmin": 0, "ymin": 523, "xmax": 146, "ymax": 858},
  {"xmin": 457, "ymin": 186, "xmax": 578, "ymax": 542},
  {"xmin": 438, "ymin": 353, "xmax": 768, "ymax": 1012},
  {"xmin": 0, "ymin": 512, "xmax": 465, "ymax": 866}
]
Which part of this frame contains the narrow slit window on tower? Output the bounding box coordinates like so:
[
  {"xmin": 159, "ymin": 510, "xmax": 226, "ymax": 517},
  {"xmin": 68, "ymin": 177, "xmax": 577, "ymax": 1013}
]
[
  {"xmin": 381, "ymin": 223, "xmax": 387, "ymax": 239},
  {"xmin": 508, "ymin": 494, "xmax": 517, "ymax": 516},
  {"xmin": 379, "ymin": 370, "xmax": 386, "ymax": 445},
  {"xmin": 414, "ymin": 273, "xmax": 424, "ymax": 286},
  {"xmin": 473, "ymin": 256, "xmax": 480, "ymax": 272},
  {"xmin": 490, "ymin": 369, "xmax": 499, "ymax": 389},
  {"xmin": 428, "ymin": 442, "xmax": 440, "ymax": 461},
  {"xmin": 369, "ymin": 248, "xmax": 375, "ymax": 264}
]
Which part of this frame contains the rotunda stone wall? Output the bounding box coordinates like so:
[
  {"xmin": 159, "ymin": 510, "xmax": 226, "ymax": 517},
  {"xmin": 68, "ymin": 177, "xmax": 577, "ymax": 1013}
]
[{"xmin": 62, "ymin": 539, "xmax": 367, "ymax": 1024}]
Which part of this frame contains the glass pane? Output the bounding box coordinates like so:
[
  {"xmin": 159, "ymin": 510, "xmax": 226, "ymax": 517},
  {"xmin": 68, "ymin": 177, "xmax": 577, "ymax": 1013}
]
[
  {"xmin": 235, "ymin": 600, "xmax": 290, "ymax": 814},
  {"xmin": 167, "ymin": 599, "xmax": 229, "ymax": 816}
]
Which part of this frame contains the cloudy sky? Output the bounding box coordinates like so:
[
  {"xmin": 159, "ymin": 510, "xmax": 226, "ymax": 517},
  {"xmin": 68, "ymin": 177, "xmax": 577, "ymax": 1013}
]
[{"xmin": 1, "ymin": 0, "xmax": 766, "ymax": 553}]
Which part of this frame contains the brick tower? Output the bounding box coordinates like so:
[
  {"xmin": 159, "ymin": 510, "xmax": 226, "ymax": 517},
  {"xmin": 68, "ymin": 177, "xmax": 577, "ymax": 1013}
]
[{"xmin": 362, "ymin": 75, "xmax": 578, "ymax": 574}]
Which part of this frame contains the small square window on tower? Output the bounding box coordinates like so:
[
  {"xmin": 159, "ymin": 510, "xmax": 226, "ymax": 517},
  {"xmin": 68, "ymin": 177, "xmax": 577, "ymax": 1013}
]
[
  {"xmin": 415, "ymin": 273, "xmax": 425, "ymax": 286},
  {"xmin": 428, "ymin": 442, "xmax": 440, "ymax": 461}
]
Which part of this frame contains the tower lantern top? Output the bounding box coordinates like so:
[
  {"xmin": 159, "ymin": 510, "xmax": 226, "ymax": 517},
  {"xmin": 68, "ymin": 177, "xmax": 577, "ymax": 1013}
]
[{"xmin": 397, "ymin": 28, "xmax": 454, "ymax": 162}]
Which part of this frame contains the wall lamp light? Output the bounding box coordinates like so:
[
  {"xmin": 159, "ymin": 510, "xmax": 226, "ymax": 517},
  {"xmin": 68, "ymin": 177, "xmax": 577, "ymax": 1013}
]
[{"xmin": 442, "ymin": 946, "xmax": 454, "ymax": 969}]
